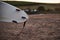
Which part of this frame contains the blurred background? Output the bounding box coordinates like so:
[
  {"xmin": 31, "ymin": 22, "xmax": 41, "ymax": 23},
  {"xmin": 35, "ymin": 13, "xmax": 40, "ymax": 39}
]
[{"xmin": 4, "ymin": 1, "xmax": 60, "ymax": 14}]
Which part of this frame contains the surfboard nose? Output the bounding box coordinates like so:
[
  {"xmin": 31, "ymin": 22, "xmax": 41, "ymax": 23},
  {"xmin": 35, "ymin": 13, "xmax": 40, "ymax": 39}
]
[{"xmin": 20, "ymin": 10, "xmax": 29, "ymax": 20}]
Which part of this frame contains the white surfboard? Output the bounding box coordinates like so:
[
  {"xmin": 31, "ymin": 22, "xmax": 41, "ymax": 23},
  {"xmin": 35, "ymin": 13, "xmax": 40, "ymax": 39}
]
[{"xmin": 0, "ymin": 2, "xmax": 28, "ymax": 23}]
